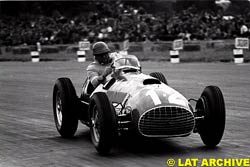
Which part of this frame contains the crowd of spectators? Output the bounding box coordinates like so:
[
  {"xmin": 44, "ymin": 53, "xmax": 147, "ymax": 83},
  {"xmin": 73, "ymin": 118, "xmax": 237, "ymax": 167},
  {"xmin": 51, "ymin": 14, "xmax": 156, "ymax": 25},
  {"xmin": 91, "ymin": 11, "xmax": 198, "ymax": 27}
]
[{"xmin": 0, "ymin": 1, "xmax": 250, "ymax": 46}]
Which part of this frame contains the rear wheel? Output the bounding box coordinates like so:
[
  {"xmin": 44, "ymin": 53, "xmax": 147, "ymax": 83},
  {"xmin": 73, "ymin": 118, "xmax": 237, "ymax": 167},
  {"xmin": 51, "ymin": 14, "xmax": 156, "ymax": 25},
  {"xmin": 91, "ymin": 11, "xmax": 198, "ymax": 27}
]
[
  {"xmin": 196, "ymin": 86, "xmax": 225, "ymax": 147},
  {"xmin": 53, "ymin": 78, "xmax": 79, "ymax": 138},
  {"xmin": 149, "ymin": 72, "xmax": 168, "ymax": 85},
  {"xmin": 89, "ymin": 92, "xmax": 118, "ymax": 155}
]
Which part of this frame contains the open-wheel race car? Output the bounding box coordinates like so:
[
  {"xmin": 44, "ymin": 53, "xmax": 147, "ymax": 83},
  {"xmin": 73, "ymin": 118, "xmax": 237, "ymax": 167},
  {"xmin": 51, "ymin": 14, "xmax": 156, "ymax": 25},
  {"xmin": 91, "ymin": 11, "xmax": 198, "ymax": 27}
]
[{"xmin": 52, "ymin": 54, "xmax": 226, "ymax": 155}]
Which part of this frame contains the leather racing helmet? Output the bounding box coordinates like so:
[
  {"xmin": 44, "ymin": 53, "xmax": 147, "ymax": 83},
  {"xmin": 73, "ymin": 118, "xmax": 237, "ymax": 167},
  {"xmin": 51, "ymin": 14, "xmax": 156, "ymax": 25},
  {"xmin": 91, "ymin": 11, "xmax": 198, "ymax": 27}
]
[{"xmin": 92, "ymin": 41, "xmax": 110, "ymax": 55}]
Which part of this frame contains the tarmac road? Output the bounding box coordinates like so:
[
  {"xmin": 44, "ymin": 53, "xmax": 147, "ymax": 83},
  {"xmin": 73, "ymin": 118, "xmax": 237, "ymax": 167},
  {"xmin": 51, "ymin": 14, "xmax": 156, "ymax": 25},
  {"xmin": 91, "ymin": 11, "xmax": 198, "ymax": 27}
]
[{"xmin": 0, "ymin": 61, "xmax": 250, "ymax": 167}]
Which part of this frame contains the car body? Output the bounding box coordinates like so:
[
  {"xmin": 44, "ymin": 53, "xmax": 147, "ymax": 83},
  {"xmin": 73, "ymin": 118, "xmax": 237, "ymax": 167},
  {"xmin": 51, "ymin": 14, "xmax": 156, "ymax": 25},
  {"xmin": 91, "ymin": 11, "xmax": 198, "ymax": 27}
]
[
  {"xmin": 91, "ymin": 56, "xmax": 194, "ymax": 138},
  {"xmin": 53, "ymin": 54, "xmax": 226, "ymax": 155}
]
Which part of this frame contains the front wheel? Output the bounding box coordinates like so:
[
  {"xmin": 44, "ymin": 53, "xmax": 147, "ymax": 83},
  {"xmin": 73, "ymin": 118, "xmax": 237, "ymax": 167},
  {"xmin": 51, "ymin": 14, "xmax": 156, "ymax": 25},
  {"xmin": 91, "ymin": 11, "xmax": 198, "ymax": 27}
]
[
  {"xmin": 196, "ymin": 86, "xmax": 225, "ymax": 147},
  {"xmin": 53, "ymin": 78, "xmax": 79, "ymax": 138},
  {"xmin": 89, "ymin": 92, "xmax": 118, "ymax": 155}
]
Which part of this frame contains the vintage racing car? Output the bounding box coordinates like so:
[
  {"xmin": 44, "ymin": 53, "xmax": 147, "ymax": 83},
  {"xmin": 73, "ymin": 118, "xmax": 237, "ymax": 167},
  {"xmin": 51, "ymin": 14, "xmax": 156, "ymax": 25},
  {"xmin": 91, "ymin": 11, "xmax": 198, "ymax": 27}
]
[{"xmin": 52, "ymin": 54, "xmax": 226, "ymax": 155}]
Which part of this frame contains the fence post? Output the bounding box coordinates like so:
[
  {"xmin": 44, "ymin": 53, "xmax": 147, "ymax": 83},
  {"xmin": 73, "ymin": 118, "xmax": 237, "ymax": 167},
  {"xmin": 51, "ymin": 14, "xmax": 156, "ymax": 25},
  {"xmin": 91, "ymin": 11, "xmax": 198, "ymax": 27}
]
[
  {"xmin": 233, "ymin": 49, "xmax": 244, "ymax": 64},
  {"xmin": 170, "ymin": 50, "xmax": 180, "ymax": 63},
  {"xmin": 170, "ymin": 39, "xmax": 183, "ymax": 63},
  {"xmin": 77, "ymin": 40, "xmax": 90, "ymax": 62},
  {"xmin": 30, "ymin": 51, "xmax": 40, "ymax": 62},
  {"xmin": 77, "ymin": 50, "xmax": 86, "ymax": 62},
  {"xmin": 234, "ymin": 38, "xmax": 249, "ymax": 64}
]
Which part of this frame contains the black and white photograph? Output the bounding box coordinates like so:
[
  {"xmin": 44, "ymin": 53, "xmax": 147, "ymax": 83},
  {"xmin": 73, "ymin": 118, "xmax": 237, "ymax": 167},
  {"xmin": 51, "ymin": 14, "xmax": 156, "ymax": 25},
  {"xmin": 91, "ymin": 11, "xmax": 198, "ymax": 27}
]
[{"xmin": 0, "ymin": 0, "xmax": 250, "ymax": 166}]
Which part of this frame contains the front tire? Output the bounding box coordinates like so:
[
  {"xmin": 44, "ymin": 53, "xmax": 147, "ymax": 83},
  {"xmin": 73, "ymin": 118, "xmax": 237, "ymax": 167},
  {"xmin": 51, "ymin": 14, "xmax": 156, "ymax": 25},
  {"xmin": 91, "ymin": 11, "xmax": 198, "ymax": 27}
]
[
  {"xmin": 53, "ymin": 78, "xmax": 79, "ymax": 138},
  {"xmin": 149, "ymin": 72, "xmax": 168, "ymax": 85},
  {"xmin": 89, "ymin": 92, "xmax": 118, "ymax": 155},
  {"xmin": 196, "ymin": 86, "xmax": 225, "ymax": 147}
]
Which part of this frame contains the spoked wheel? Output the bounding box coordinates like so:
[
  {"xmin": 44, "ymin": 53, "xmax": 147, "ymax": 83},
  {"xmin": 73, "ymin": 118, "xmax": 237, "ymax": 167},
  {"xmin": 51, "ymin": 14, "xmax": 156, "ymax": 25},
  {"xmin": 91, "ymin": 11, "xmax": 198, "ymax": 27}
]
[
  {"xmin": 91, "ymin": 105, "xmax": 101, "ymax": 144},
  {"xmin": 53, "ymin": 78, "xmax": 79, "ymax": 138},
  {"xmin": 196, "ymin": 86, "xmax": 226, "ymax": 147},
  {"xmin": 89, "ymin": 92, "xmax": 118, "ymax": 155},
  {"xmin": 55, "ymin": 91, "xmax": 63, "ymax": 128},
  {"xmin": 149, "ymin": 72, "xmax": 168, "ymax": 85}
]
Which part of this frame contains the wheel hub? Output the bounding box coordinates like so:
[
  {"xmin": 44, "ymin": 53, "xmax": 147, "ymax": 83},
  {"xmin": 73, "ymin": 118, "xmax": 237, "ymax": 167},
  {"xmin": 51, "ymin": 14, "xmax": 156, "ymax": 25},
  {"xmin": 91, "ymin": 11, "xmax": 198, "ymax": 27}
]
[
  {"xmin": 92, "ymin": 107, "xmax": 100, "ymax": 143},
  {"xmin": 56, "ymin": 92, "xmax": 63, "ymax": 127}
]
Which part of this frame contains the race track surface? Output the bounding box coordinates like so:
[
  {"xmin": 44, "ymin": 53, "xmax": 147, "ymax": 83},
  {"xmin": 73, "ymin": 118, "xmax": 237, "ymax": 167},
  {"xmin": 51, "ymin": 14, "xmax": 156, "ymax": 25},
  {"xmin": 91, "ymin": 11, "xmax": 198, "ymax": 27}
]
[{"xmin": 0, "ymin": 61, "xmax": 250, "ymax": 167}]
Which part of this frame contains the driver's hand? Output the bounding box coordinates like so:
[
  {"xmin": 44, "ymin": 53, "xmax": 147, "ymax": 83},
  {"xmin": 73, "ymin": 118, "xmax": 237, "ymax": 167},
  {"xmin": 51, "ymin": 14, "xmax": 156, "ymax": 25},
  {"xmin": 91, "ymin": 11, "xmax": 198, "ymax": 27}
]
[
  {"xmin": 102, "ymin": 66, "xmax": 112, "ymax": 77},
  {"xmin": 111, "ymin": 69, "xmax": 121, "ymax": 79}
]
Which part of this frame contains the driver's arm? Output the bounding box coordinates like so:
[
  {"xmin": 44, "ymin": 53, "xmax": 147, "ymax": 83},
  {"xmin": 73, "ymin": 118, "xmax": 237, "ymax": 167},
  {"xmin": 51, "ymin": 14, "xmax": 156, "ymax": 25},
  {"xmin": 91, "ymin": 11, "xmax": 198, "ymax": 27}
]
[{"xmin": 87, "ymin": 66, "xmax": 112, "ymax": 88}]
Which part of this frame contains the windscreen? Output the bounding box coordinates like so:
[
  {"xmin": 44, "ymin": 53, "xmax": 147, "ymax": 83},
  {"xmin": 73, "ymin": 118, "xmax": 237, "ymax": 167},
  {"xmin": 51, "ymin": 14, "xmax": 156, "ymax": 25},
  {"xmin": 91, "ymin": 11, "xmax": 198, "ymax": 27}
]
[{"xmin": 113, "ymin": 57, "xmax": 140, "ymax": 70}]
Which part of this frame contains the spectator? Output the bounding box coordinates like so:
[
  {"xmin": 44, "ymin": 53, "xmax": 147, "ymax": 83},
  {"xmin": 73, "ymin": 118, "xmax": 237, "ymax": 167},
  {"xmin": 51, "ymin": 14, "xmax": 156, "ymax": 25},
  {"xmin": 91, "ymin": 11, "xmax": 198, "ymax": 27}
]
[
  {"xmin": 240, "ymin": 23, "xmax": 248, "ymax": 37},
  {"xmin": 1, "ymin": 1, "xmax": 250, "ymax": 46}
]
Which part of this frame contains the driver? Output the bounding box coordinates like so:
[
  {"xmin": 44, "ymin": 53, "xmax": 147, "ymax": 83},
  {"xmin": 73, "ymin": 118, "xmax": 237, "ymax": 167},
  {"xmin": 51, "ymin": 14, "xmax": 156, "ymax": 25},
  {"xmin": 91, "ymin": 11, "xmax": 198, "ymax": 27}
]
[{"xmin": 87, "ymin": 41, "xmax": 114, "ymax": 88}]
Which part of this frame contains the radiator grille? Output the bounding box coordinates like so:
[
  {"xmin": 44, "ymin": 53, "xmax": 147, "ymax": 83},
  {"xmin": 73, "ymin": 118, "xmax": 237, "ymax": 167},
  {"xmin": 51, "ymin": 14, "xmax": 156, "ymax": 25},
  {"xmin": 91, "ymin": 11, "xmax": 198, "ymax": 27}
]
[{"xmin": 138, "ymin": 106, "xmax": 194, "ymax": 137}]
